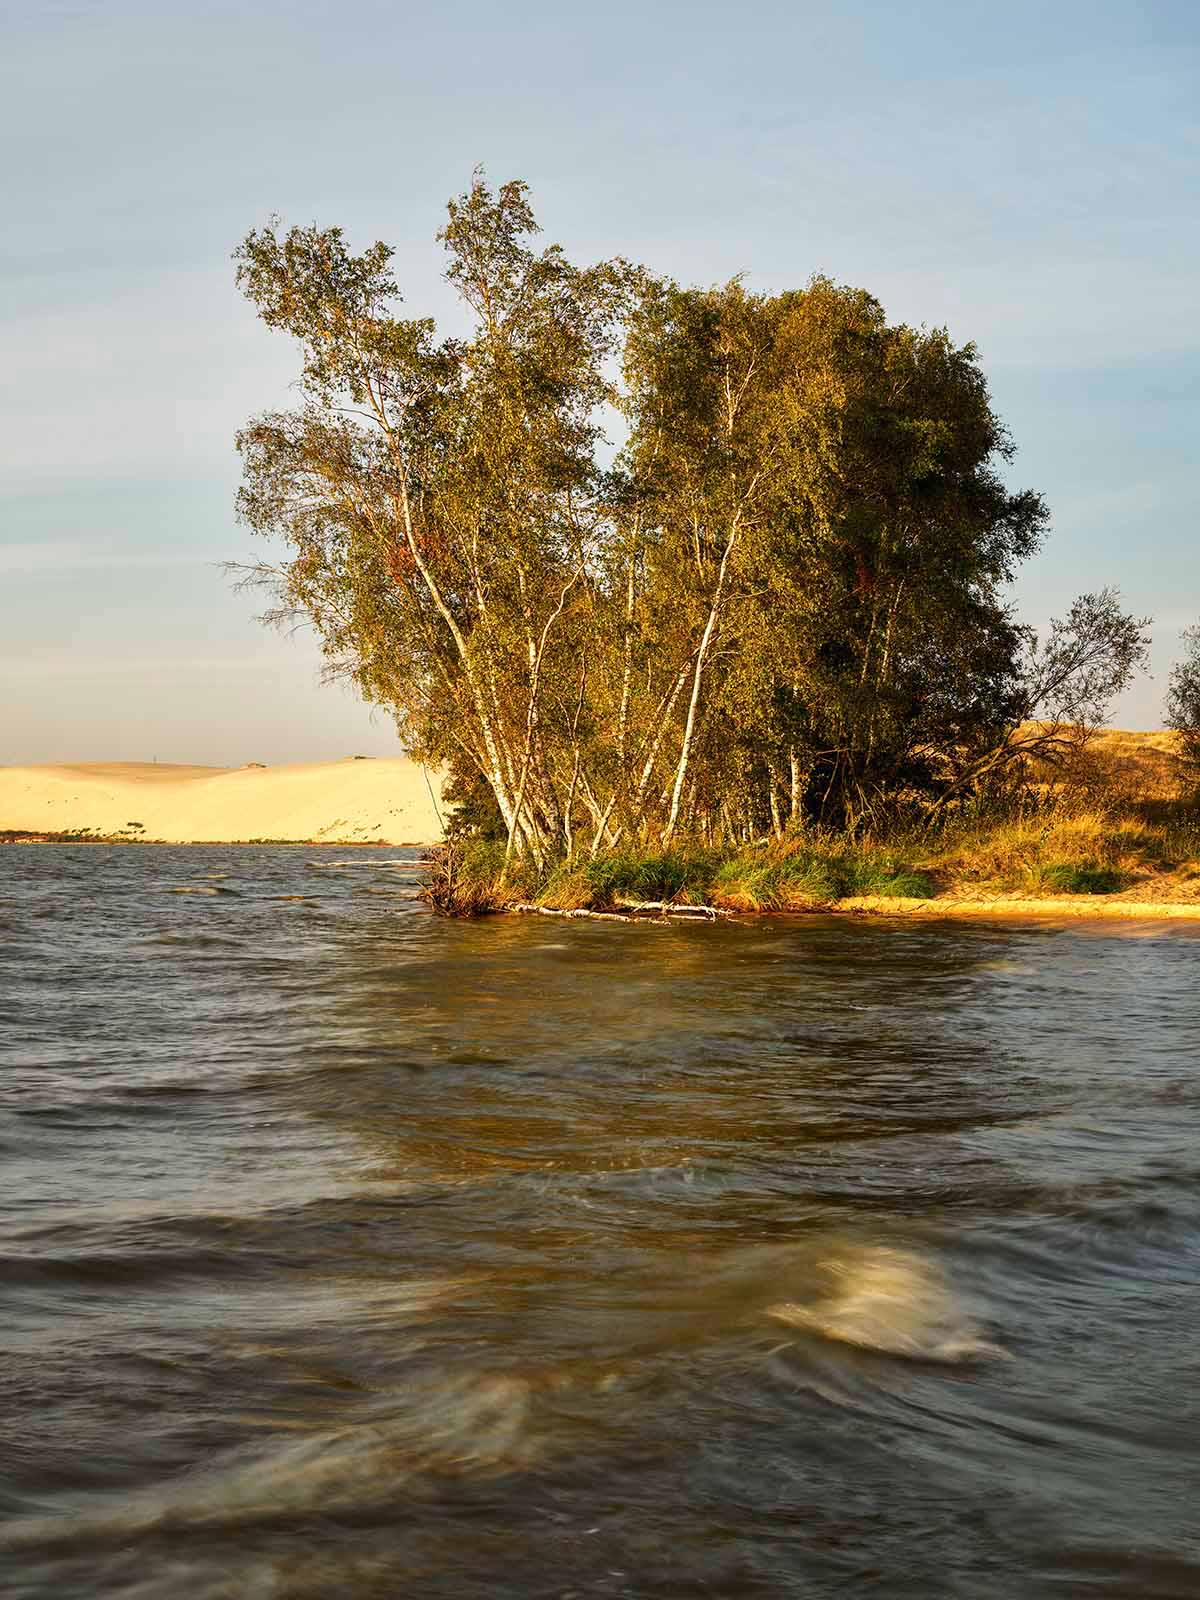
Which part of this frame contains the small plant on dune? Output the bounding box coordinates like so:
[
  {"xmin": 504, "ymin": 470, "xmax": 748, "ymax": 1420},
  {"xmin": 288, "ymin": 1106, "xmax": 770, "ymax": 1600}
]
[{"xmin": 1165, "ymin": 625, "xmax": 1200, "ymax": 785}]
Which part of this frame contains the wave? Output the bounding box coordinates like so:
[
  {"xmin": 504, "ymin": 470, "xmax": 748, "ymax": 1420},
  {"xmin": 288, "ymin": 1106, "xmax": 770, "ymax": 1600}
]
[
  {"xmin": 766, "ymin": 1245, "xmax": 1007, "ymax": 1363},
  {"xmin": 0, "ymin": 1370, "xmax": 540, "ymax": 1569}
]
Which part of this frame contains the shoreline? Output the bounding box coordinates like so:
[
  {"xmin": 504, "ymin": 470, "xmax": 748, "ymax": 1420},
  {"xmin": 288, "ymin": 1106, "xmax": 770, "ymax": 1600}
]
[
  {"xmin": 502, "ymin": 891, "xmax": 1200, "ymax": 926},
  {"xmin": 0, "ymin": 831, "xmax": 420, "ymax": 847},
  {"xmin": 5, "ymin": 834, "xmax": 1198, "ymax": 922},
  {"xmin": 837, "ymin": 893, "xmax": 1200, "ymax": 922}
]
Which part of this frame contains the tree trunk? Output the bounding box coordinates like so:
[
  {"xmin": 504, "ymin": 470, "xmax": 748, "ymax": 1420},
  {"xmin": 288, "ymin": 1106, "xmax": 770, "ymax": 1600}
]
[{"xmin": 663, "ymin": 524, "xmax": 739, "ymax": 843}]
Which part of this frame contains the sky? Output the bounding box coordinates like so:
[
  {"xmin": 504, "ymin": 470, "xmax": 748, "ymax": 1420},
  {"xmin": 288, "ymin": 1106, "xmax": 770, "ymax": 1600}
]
[{"xmin": 2, "ymin": 0, "xmax": 1197, "ymax": 765}]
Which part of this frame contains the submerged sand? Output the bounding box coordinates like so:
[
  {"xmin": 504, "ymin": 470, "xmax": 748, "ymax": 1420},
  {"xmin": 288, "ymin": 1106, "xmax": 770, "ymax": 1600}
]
[{"xmin": 0, "ymin": 759, "xmax": 445, "ymax": 845}]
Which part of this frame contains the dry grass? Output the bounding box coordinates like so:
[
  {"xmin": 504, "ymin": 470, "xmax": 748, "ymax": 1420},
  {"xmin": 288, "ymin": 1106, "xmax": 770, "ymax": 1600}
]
[
  {"xmin": 928, "ymin": 730, "xmax": 1200, "ymax": 900},
  {"xmin": 1030, "ymin": 726, "xmax": 1194, "ymax": 815},
  {"xmin": 926, "ymin": 810, "xmax": 1193, "ymax": 897}
]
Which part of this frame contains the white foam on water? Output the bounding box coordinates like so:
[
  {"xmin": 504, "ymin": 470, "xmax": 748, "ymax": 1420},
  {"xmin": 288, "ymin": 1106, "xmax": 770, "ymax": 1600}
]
[
  {"xmin": 0, "ymin": 1372, "xmax": 539, "ymax": 1560},
  {"xmin": 766, "ymin": 1245, "xmax": 1007, "ymax": 1363},
  {"xmin": 308, "ymin": 858, "xmax": 417, "ymax": 868}
]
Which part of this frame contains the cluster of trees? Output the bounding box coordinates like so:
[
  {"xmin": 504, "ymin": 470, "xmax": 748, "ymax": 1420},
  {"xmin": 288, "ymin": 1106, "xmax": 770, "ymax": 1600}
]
[{"xmin": 235, "ymin": 175, "xmax": 1159, "ymax": 858}]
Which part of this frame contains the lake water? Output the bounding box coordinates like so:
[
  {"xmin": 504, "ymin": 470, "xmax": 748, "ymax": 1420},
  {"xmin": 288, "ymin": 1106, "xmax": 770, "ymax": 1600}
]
[{"xmin": 2, "ymin": 845, "xmax": 1199, "ymax": 1598}]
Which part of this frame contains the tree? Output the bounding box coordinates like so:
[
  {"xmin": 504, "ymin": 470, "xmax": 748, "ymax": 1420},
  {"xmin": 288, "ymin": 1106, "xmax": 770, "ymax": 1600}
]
[
  {"xmin": 613, "ymin": 278, "xmax": 1048, "ymax": 836},
  {"xmin": 234, "ymin": 175, "xmax": 633, "ymax": 867},
  {"xmin": 1166, "ymin": 625, "xmax": 1200, "ymax": 779},
  {"xmin": 925, "ymin": 588, "xmax": 1152, "ymax": 817}
]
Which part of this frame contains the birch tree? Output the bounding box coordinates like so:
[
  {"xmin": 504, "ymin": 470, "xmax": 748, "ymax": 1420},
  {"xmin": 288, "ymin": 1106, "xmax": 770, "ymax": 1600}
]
[{"xmin": 234, "ymin": 175, "xmax": 631, "ymax": 863}]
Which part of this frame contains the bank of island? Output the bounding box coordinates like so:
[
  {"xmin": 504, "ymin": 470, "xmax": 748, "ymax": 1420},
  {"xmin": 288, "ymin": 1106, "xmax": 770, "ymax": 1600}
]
[{"xmin": 423, "ymin": 729, "xmax": 1200, "ymax": 924}]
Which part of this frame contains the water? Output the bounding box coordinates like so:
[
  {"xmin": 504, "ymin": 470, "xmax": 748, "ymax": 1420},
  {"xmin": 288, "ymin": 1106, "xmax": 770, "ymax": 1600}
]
[{"xmin": 2, "ymin": 845, "xmax": 1199, "ymax": 1598}]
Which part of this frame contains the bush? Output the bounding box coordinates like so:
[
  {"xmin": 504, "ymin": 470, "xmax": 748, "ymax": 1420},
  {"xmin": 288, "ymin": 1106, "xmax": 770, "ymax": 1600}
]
[
  {"xmin": 840, "ymin": 853, "xmax": 936, "ymax": 899},
  {"xmin": 583, "ymin": 849, "xmax": 716, "ymax": 906},
  {"xmin": 421, "ymin": 839, "xmax": 510, "ymax": 915}
]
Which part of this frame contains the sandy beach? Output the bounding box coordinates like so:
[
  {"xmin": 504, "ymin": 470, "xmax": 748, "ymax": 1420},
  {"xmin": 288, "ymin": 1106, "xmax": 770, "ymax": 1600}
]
[
  {"xmin": 839, "ymin": 893, "xmax": 1200, "ymax": 921},
  {"xmin": 0, "ymin": 759, "xmax": 446, "ymax": 845}
]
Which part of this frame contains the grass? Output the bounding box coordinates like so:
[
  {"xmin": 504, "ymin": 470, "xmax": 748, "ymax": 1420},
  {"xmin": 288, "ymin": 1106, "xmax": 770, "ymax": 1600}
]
[
  {"xmin": 423, "ymin": 727, "xmax": 1200, "ymax": 917},
  {"xmin": 924, "ymin": 805, "xmax": 1199, "ymax": 897},
  {"xmin": 1038, "ymin": 863, "xmax": 1124, "ymax": 895},
  {"xmin": 708, "ymin": 844, "xmax": 936, "ymax": 911},
  {"xmin": 423, "ymin": 836, "xmax": 940, "ymax": 916}
]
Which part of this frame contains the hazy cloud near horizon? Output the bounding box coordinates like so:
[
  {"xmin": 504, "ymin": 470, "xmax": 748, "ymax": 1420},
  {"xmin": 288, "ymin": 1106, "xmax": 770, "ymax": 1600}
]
[{"xmin": 2, "ymin": 0, "xmax": 1197, "ymax": 763}]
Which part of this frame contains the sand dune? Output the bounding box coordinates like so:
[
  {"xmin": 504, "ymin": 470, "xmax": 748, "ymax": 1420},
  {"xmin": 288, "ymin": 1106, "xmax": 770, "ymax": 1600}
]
[{"xmin": 0, "ymin": 759, "xmax": 446, "ymax": 845}]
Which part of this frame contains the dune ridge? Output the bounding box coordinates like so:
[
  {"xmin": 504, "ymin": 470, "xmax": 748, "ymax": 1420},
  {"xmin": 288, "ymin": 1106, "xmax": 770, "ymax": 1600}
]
[{"xmin": 0, "ymin": 759, "xmax": 445, "ymax": 845}]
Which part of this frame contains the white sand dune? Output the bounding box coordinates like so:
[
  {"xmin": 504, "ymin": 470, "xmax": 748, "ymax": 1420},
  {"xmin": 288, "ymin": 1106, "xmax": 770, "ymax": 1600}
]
[{"xmin": 0, "ymin": 759, "xmax": 446, "ymax": 845}]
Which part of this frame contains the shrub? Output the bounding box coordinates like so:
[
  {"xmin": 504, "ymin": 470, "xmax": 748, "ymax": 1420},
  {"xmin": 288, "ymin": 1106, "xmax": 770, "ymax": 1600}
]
[
  {"xmin": 1039, "ymin": 862, "xmax": 1124, "ymax": 895},
  {"xmin": 583, "ymin": 849, "xmax": 716, "ymax": 906},
  {"xmin": 421, "ymin": 839, "xmax": 511, "ymax": 915}
]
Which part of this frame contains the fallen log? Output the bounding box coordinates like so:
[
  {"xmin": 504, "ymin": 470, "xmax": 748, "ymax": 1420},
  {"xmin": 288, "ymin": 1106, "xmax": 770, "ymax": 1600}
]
[
  {"xmin": 614, "ymin": 899, "xmax": 733, "ymax": 919},
  {"xmin": 512, "ymin": 903, "xmax": 643, "ymax": 923},
  {"xmin": 511, "ymin": 901, "xmax": 731, "ymax": 923}
]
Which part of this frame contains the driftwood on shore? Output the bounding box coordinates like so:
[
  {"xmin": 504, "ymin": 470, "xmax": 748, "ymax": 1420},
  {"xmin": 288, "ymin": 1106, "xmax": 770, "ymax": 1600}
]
[
  {"xmin": 615, "ymin": 899, "xmax": 733, "ymax": 919},
  {"xmin": 512, "ymin": 900, "xmax": 733, "ymax": 923}
]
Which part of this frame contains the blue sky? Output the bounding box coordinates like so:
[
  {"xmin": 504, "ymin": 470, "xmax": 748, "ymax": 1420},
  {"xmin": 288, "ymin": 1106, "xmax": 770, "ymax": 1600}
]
[{"xmin": 2, "ymin": 0, "xmax": 1197, "ymax": 763}]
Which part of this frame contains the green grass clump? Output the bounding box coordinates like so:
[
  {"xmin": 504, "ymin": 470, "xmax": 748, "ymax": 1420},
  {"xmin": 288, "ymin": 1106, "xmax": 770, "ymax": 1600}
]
[
  {"xmin": 711, "ymin": 848, "xmax": 831, "ymax": 909},
  {"xmin": 1038, "ymin": 861, "xmax": 1124, "ymax": 895},
  {"xmin": 707, "ymin": 842, "xmax": 935, "ymax": 909},
  {"xmin": 864, "ymin": 866, "xmax": 937, "ymax": 898},
  {"xmin": 581, "ymin": 848, "xmax": 717, "ymax": 907},
  {"xmin": 839, "ymin": 853, "xmax": 936, "ymax": 899}
]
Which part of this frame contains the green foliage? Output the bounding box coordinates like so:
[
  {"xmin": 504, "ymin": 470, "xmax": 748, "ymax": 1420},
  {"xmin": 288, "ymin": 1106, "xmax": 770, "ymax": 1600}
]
[{"xmin": 442, "ymin": 759, "xmax": 506, "ymax": 842}]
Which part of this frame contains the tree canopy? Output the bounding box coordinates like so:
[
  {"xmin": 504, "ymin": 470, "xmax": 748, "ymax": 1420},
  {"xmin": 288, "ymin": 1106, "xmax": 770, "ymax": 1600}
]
[{"xmin": 234, "ymin": 175, "xmax": 1149, "ymax": 854}]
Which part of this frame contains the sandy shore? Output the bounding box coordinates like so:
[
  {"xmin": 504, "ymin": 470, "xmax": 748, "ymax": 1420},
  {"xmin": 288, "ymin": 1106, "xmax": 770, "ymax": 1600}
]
[
  {"xmin": 839, "ymin": 894, "xmax": 1200, "ymax": 922},
  {"xmin": 0, "ymin": 759, "xmax": 445, "ymax": 845}
]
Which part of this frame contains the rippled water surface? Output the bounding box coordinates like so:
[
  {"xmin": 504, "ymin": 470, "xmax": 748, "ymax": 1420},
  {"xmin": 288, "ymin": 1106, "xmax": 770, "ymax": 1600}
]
[{"xmin": 2, "ymin": 845, "xmax": 1199, "ymax": 1598}]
